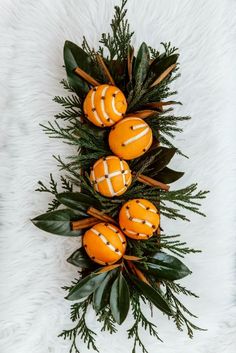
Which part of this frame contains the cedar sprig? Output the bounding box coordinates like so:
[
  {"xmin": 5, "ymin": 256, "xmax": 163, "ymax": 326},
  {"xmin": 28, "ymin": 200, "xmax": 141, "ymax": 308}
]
[
  {"xmin": 159, "ymin": 234, "xmax": 201, "ymax": 258},
  {"xmin": 97, "ymin": 306, "xmax": 117, "ymax": 334},
  {"xmin": 127, "ymin": 293, "xmax": 162, "ymax": 353},
  {"xmin": 36, "ymin": 174, "xmax": 60, "ymax": 212},
  {"xmin": 98, "ymin": 0, "xmax": 134, "ymax": 61},
  {"xmin": 59, "ymin": 297, "xmax": 99, "ymax": 353},
  {"xmin": 163, "ymin": 281, "xmax": 206, "ymax": 338}
]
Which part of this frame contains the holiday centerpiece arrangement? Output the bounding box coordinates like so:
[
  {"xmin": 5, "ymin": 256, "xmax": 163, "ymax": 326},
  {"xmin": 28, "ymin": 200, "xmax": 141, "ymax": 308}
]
[{"xmin": 32, "ymin": 1, "xmax": 208, "ymax": 352}]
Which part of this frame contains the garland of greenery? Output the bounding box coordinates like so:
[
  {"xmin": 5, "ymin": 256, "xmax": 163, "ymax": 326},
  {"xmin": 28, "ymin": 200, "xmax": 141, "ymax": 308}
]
[{"xmin": 32, "ymin": 1, "xmax": 208, "ymax": 352}]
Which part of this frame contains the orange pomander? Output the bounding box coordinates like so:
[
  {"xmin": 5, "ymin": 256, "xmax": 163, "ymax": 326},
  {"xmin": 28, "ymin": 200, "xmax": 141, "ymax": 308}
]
[
  {"xmin": 119, "ymin": 199, "xmax": 160, "ymax": 240},
  {"xmin": 108, "ymin": 117, "xmax": 153, "ymax": 160},
  {"xmin": 83, "ymin": 84, "xmax": 127, "ymax": 127},
  {"xmin": 83, "ymin": 223, "xmax": 126, "ymax": 265},
  {"xmin": 90, "ymin": 156, "xmax": 132, "ymax": 197}
]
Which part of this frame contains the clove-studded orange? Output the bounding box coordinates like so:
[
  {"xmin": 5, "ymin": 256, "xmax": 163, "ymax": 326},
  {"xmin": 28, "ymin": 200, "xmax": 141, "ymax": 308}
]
[
  {"xmin": 119, "ymin": 199, "xmax": 160, "ymax": 240},
  {"xmin": 90, "ymin": 155, "xmax": 132, "ymax": 197},
  {"xmin": 83, "ymin": 84, "xmax": 127, "ymax": 127},
  {"xmin": 108, "ymin": 117, "xmax": 153, "ymax": 160},
  {"xmin": 83, "ymin": 222, "xmax": 126, "ymax": 265}
]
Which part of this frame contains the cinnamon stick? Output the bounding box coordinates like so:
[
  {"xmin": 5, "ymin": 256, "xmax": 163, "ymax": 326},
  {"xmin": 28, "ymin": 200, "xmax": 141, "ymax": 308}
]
[
  {"xmin": 125, "ymin": 109, "xmax": 157, "ymax": 119},
  {"xmin": 74, "ymin": 67, "xmax": 100, "ymax": 86},
  {"xmin": 135, "ymin": 173, "xmax": 170, "ymax": 191},
  {"xmin": 71, "ymin": 217, "xmax": 99, "ymax": 230},
  {"xmin": 87, "ymin": 207, "xmax": 117, "ymax": 225},
  {"xmin": 127, "ymin": 46, "xmax": 134, "ymax": 81},
  {"xmin": 150, "ymin": 64, "xmax": 176, "ymax": 87},
  {"xmin": 127, "ymin": 261, "xmax": 150, "ymax": 285},
  {"xmin": 144, "ymin": 101, "xmax": 178, "ymax": 109},
  {"xmin": 96, "ymin": 54, "xmax": 115, "ymax": 85}
]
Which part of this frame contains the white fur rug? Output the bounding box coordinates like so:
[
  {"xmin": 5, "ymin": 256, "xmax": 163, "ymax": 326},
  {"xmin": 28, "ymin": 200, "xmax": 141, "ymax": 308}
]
[{"xmin": 1, "ymin": 0, "xmax": 236, "ymax": 352}]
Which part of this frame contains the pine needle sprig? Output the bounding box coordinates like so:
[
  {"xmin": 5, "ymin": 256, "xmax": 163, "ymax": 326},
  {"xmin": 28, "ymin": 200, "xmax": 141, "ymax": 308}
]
[
  {"xmin": 159, "ymin": 234, "xmax": 201, "ymax": 258},
  {"xmin": 60, "ymin": 79, "xmax": 76, "ymax": 93},
  {"xmin": 59, "ymin": 298, "xmax": 99, "ymax": 353},
  {"xmin": 53, "ymin": 94, "xmax": 82, "ymax": 110}
]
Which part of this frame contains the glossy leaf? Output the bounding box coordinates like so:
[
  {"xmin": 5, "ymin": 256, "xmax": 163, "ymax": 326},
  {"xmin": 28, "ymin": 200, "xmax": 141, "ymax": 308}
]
[
  {"xmin": 64, "ymin": 41, "xmax": 96, "ymax": 96},
  {"xmin": 67, "ymin": 247, "xmax": 95, "ymax": 269},
  {"xmin": 56, "ymin": 192, "xmax": 100, "ymax": 215},
  {"xmin": 155, "ymin": 167, "xmax": 184, "ymax": 184},
  {"xmin": 149, "ymin": 54, "xmax": 178, "ymax": 85},
  {"xmin": 130, "ymin": 274, "xmax": 172, "ymax": 316},
  {"xmin": 131, "ymin": 146, "xmax": 176, "ymax": 175},
  {"xmin": 133, "ymin": 42, "xmax": 150, "ymax": 91},
  {"xmin": 31, "ymin": 209, "xmax": 82, "ymax": 237},
  {"xmin": 110, "ymin": 272, "xmax": 130, "ymax": 324},
  {"xmin": 66, "ymin": 271, "xmax": 108, "ymax": 301},
  {"xmin": 137, "ymin": 252, "xmax": 191, "ymax": 280},
  {"xmin": 93, "ymin": 269, "xmax": 117, "ymax": 312}
]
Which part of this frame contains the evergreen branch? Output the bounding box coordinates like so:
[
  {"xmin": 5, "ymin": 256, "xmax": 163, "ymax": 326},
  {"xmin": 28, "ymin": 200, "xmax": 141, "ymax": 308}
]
[
  {"xmin": 61, "ymin": 175, "xmax": 73, "ymax": 192},
  {"xmin": 53, "ymin": 95, "xmax": 82, "ymax": 110},
  {"xmin": 55, "ymin": 108, "xmax": 80, "ymax": 122},
  {"xmin": 97, "ymin": 306, "xmax": 117, "ymax": 334},
  {"xmin": 128, "ymin": 293, "xmax": 162, "ymax": 353},
  {"xmin": 160, "ymin": 234, "xmax": 201, "ymax": 258},
  {"xmin": 59, "ymin": 298, "xmax": 99, "ymax": 353},
  {"xmin": 35, "ymin": 174, "xmax": 61, "ymax": 212},
  {"xmin": 99, "ymin": 0, "xmax": 134, "ymax": 60},
  {"xmin": 40, "ymin": 121, "xmax": 80, "ymax": 145},
  {"xmin": 164, "ymin": 281, "xmax": 206, "ymax": 338},
  {"xmin": 60, "ymin": 79, "xmax": 76, "ymax": 93}
]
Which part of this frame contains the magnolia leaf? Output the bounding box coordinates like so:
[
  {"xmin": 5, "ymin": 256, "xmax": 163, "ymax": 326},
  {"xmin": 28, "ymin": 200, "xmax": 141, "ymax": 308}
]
[
  {"xmin": 31, "ymin": 209, "xmax": 82, "ymax": 237},
  {"xmin": 93, "ymin": 269, "xmax": 117, "ymax": 312},
  {"xmin": 66, "ymin": 271, "xmax": 108, "ymax": 300},
  {"xmin": 137, "ymin": 252, "xmax": 192, "ymax": 280},
  {"xmin": 133, "ymin": 42, "xmax": 150, "ymax": 92},
  {"xmin": 64, "ymin": 41, "xmax": 97, "ymax": 96},
  {"xmin": 67, "ymin": 247, "xmax": 95, "ymax": 269},
  {"xmin": 56, "ymin": 192, "xmax": 100, "ymax": 215},
  {"xmin": 155, "ymin": 167, "xmax": 184, "ymax": 184},
  {"xmin": 148, "ymin": 54, "xmax": 179, "ymax": 85},
  {"xmin": 131, "ymin": 146, "xmax": 176, "ymax": 175},
  {"xmin": 130, "ymin": 274, "xmax": 172, "ymax": 316},
  {"xmin": 110, "ymin": 272, "xmax": 130, "ymax": 324}
]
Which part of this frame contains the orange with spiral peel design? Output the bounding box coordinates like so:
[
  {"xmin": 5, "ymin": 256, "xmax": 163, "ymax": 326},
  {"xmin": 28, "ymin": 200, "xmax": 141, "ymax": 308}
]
[
  {"xmin": 119, "ymin": 199, "xmax": 160, "ymax": 240},
  {"xmin": 83, "ymin": 84, "xmax": 127, "ymax": 127},
  {"xmin": 90, "ymin": 156, "xmax": 132, "ymax": 197},
  {"xmin": 83, "ymin": 222, "xmax": 126, "ymax": 265},
  {"xmin": 108, "ymin": 117, "xmax": 153, "ymax": 160}
]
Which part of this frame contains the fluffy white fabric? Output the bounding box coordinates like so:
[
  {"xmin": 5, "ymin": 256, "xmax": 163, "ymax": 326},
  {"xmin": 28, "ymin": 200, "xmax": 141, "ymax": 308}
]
[{"xmin": 0, "ymin": 0, "xmax": 236, "ymax": 352}]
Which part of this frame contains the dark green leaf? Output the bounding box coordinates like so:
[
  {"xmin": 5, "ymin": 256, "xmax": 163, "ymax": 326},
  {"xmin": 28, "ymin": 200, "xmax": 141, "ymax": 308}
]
[
  {"xmin": 137, "ymin": 252, "xmax": 191, "ymax": 280},
  {"xmin": 93, "ymin": 269, "xmax": 117, "ymax": 312},
  {"xmin": 129, "ymin": 274, "xmax": 172, "ymax": 316},
  {"xmin": 67, "ymin": 247, "xmax": 96, "ymax": 269},
  {"xmin": 31, "ymin": 209, "xmax": 82, "ymax": 237},
  {"xmin": 56, "ymin": 192, "xmax": 100, "ymax": 215},
  {"xmin": 155, "ymin": 167, "xmax": 184, "ymax": 184},
  {"xmin": 64, "ymin": 41, "xmax": 97, "ymax": 96},
  {"xmin": 66, "ymin": 271, "xmax": 108, "ymax": 300},
  {"xmin": 148, "ymin": 54, "xmax": 178, "ymax": 85},
  {"xmin": 110, "ymin": 272, "xmax": 130, "ymax": 324},
  {"xmin": 131, "ymin": 146, "xmax": 176, "ymax": 175},
  {"xmin": 133, "ymin": 42, "xmax": 150, "ymax": 91}
]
